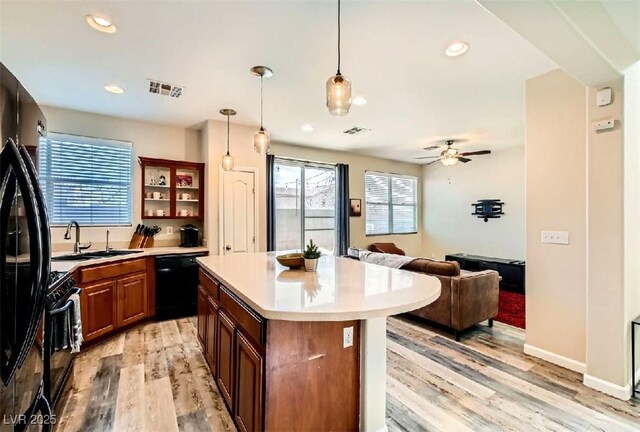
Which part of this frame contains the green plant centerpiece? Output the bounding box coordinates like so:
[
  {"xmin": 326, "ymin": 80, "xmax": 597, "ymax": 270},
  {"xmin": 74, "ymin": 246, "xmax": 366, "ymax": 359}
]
[{"xmin": 302, "ymin": 239, "xmax": 321, "ymax": 272}]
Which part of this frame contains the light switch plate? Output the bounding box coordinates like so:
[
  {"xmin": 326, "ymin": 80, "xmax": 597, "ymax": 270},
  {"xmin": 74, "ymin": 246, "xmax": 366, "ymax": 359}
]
[
  {"xmin": 343, "ymin": 326, "xmax": 354, "ymax": 348},
  {"xmin": 541, "ymin": 230, "xmax": 569, "ymax": 245}
]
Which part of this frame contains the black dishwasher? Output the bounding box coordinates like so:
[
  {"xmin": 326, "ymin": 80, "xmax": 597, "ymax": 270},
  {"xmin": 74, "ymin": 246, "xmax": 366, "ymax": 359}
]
[{"xmin": 155, "ymin": 253, "xmax": 206, "ymax": 320}]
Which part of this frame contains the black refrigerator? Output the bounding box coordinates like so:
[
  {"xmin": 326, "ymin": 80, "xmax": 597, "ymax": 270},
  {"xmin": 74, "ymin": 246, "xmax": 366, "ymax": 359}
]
[{"xmin": 0, "ymin": 62, "xmax": 53, "ymax": 430}]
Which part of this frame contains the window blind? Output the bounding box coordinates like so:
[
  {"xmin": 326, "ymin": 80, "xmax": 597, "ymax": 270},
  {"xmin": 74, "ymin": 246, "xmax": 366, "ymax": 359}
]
[
  {"xmin": 365, "ymin": 172, "xmax": 417, "ymax": 235},
  {"xmin": 38, "ymin": 133, "xmax": 133, "ymax": 226}
]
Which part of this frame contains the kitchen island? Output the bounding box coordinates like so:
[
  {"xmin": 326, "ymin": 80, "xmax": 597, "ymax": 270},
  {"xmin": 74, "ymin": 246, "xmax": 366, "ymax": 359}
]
[{"xmin": 197, "ymin": 252, "xmax": 441, "ymax": 432}]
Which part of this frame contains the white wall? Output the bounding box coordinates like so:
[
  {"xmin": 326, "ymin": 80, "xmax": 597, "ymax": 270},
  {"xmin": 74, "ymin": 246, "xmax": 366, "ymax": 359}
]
[
  {"xmin": 43, "ymin": 106, "xmax": 202, "ymax": 251},
  {"xmin": 624, "ymin": 61, "xmax": 640, "ymax": 390},
  {"xmin": 421, "ymin": 147, "xmax": 525, "ymax": 260},
  {"xmin": 585, "ymin": 77, "xmax": 626, "ymax": 390},
  {"xmin": 201, "ymin": 119, "xmax": 266, "ymax": 254},
  {"xmin": 525, "ymin": 69, "xmax": 588, "ymax": 368}
]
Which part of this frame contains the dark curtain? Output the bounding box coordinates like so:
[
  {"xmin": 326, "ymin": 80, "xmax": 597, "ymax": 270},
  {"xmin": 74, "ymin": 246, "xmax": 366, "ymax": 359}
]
[
  {"xmin": 336, "ymin": 163, "xmax": 350, "ymax": 256},
  {"xmin": 266, "ymin": 155, "xmax": 276, "ymax": 251}
]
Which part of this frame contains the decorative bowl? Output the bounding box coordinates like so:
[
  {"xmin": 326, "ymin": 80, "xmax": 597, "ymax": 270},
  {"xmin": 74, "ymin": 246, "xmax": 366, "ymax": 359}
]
[{"xmin": 276, "ymin": 253, "xmax": 304, "ymax": 269}]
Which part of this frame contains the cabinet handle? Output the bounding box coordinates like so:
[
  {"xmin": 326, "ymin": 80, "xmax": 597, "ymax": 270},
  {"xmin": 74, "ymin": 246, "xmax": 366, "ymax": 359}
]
[{"xmin": 225, "ymin": 245, "xmax": 231, "ymax": 251}]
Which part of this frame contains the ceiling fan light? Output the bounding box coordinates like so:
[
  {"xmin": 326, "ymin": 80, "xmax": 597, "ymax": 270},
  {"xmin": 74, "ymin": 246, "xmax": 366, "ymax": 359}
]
[
  {"xmin": 441, "ymin": 155, "xmax": 459, "ymax": 167},
  {"xmin": 445, "ymin": 147, "xmax": 458, "ymax": 156},
  {"xmin": 326, "ymin": 73, "xmax": 352, "ymax": 116},
  {"xmin": 254, "ymin": 128, "xmax": 270, "ymax": 155}
]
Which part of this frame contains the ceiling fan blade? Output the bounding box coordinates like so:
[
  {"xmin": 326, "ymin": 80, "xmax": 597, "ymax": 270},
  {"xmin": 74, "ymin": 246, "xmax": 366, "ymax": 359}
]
[
  {"xmin": 459, "ymin": 150, "xmax": 491, "ymax": 156},
  {"xmin": 458, "ymin": 157, "xmax": 472, "ymax": 163},
  {"xmin": 415, "ymin": 155, "xmax": 441, "ymax": 159},
  {"xmin": 426, "ymin": 159, "xmax": 442, "ymax": 165},
  {"xmin": 422, "ymin": 145, "xmax": 441, "ymax": 151}
]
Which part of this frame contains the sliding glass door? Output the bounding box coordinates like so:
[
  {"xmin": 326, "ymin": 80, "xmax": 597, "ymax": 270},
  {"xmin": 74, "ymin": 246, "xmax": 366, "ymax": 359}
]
[{"xmin": 273, "ymin": 158, "xmax": 336, "ymax": 254}]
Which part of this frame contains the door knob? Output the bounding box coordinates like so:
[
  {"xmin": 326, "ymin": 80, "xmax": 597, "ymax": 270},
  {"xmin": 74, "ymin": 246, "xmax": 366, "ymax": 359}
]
[{"xmin": 225, "ymin": 245, "xmax": 231, "ymax": 251}]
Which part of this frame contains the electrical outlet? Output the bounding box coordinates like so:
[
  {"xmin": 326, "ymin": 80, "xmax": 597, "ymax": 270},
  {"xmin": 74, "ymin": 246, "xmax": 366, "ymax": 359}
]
[
  {"xmin": 166, "ymin": 226, "xmax": 173, "ymax": 235},
  {"xmin": 541, "ymin": 230, "xmax": 569, "ymax": 245},
  {"xmin": 343, "ymin": 326, "xmax": 353, "ymax": 348}
]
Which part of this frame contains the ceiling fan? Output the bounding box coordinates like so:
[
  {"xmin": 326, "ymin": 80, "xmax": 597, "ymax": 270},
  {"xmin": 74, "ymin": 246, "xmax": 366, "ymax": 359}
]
[{"xmin": 415, "ymin": 139, "xmax": 491, "ymax": 166}]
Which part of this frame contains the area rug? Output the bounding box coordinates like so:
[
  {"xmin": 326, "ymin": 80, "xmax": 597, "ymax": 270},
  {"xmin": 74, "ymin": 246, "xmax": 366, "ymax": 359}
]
[{"xmin": 495, "ymin": 290, "xmax": 526, "ymax": 329}]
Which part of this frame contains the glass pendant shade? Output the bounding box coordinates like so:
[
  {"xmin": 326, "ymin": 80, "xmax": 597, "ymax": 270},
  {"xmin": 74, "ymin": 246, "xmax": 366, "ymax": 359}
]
[
  {"xmin": 254, "ymin": 128, "xmax": 270, "ymax": 155},
  {"xmin": 221, "ymin": 152, "xmax": 234, "ymax": 171},
  {"xmin": 441, "ymin": 155, "xmax": 459, "ymax": 167},
  {"xmin": 326, "ymin": 73, "xmax": 352, "ymax": 116}
]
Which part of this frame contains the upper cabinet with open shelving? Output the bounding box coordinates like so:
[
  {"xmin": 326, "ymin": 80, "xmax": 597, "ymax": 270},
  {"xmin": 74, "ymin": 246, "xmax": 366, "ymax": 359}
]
[{"xmin": 139, "ymin": 157, "xmax": 205, "ymax": 220}]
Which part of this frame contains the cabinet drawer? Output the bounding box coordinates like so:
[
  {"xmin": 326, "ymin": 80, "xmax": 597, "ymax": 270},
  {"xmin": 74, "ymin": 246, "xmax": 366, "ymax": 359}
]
[
  {"xmin": 199, "ymin": 269, "xmax": 219, "ymax": 299},
  {"xmin": 80, "ymin": 258, "xmax": 147, "ymax": 284},
  {"xmin": 220, "ymin": 286, "xmax": 264, "ymax": 348}
]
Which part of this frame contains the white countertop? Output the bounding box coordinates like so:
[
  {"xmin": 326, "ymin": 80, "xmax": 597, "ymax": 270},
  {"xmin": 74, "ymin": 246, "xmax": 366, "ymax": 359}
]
[
  {"xmin": 197, "ymin": 252, "xmax": 442, "ymax": 321},
  {"xmin": 49, "ymin": 246, "xmax": 208, "ymax": 273}
]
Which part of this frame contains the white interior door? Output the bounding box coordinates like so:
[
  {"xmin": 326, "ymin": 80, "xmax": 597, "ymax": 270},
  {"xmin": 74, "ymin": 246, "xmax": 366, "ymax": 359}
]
[{"xmin": 222, "ymin": 170, "xmax": 256, "ymax": 255}]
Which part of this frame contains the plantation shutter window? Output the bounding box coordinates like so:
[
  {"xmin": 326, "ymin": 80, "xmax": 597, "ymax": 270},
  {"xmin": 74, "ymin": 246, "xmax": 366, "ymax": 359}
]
[
  {"xmin": 365, "ymin": 172, "xmax": 417, "ymax": 235},
  {"xmin": 38, "ymin": 133, "xmax": 133, "ymax": 226}
]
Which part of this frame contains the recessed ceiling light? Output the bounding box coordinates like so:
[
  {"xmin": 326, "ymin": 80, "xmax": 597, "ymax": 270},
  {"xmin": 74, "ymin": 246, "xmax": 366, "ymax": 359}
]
[
  {"xmin": 302, "ymin": 124, "xmax": 314, "ymax": 132},
  {"xmin": 352, "ymin": 96, "xmax": 367, "ymax": 106},
  {"xmin": 86, "ymin": 14, "xmax": 117, "ymax": 33},
  {"xmin": 104, "ymin": 84, "xmax": 124, "ymax": 94},
  {"xmin": 445, "ymin": 41, "xmax": 469, "ymax": 57}
]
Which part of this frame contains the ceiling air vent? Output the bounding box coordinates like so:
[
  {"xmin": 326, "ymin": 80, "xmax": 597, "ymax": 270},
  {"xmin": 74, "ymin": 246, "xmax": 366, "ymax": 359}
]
[
  {"xmin": 343, "ymin": 126, "xmax": 371, "ymax": 136},
  {"xmin": 148, "ymin": 80, "xmax": 184, "ymax": 98}
]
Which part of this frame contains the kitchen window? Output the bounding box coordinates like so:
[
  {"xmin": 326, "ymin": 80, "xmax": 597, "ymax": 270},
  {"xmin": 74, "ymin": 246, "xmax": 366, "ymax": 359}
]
[
  {"xmin": 38, "ymin": 133, "xmax": 133, "ymax": 226},
  {"xmin": 365, "ymin": 171, "xmax": 417, "ymax": 235}
]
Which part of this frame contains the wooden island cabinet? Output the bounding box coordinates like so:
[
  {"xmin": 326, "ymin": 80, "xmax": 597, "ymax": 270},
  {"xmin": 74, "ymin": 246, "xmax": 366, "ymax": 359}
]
[{"xmin": 197, "ymin": 253, "xmax": 442, "ymax": 432}]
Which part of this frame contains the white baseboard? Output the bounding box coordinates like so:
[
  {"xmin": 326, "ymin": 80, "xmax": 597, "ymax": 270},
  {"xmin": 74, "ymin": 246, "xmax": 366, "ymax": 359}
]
[
  {"xmin": 583, "ymin": 374, "xmax": 631, "ymax": 401},
  {"xmin": 523, "ymin": 343, "xmax": 586, "ymax": 373}
]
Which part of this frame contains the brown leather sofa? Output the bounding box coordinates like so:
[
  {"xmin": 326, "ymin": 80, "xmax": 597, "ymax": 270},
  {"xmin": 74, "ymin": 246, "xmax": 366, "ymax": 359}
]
[
  {"xmin": 368, "ymin": 242, "xmax": 406, "ymax": 255},
  {"xmin": 402, "ymin": 258, "xmax": 499, "ymax": 341},
  {"xmin": 349, "ymin": 248, "xmax": 499, "ymax": 341}
]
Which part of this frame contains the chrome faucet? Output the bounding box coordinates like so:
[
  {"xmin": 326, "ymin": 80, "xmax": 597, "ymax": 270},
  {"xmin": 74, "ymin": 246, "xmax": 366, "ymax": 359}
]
[
  {"xmin": 64, "ymin": 220, "xmax": 92, "ymax": 253},
  {"xmin": 106, "ymin": 229, "xmax": 112, "ymax": 251}
]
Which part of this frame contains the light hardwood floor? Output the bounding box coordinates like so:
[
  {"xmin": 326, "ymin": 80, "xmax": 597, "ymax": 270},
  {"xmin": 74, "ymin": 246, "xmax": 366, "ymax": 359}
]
[
  {"xmin": 55, "ymin": 317, "xmax": 640, "ymax": 432},
  {"xmin": 387, "ymin": 317, "xmax": 639, "ymax": 432}
]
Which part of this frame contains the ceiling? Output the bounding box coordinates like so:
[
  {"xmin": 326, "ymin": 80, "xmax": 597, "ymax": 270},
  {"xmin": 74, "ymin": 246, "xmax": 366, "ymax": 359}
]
[{"xmin": 0, "ymin": 0, "xmax": 557, "ymax": 163}]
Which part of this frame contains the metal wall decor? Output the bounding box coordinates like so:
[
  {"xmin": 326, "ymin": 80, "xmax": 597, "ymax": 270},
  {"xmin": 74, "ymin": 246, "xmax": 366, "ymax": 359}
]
[{"xmin": 472, "ymin": 199, "xmax": 504, "ymax": 222}]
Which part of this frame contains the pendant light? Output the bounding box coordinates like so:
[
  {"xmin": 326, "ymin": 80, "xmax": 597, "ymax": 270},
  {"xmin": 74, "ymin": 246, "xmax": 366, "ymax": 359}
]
[
  {"xmin": 326, "ymin": 0, "xmax": 352, "ymax": 116},
  {"xmin": 250, "ymin": 66, "xmax": 273, "ymax": 155},
  {"xmin": 220, "ymin": 108, "xmax": 236, "ymax": 171}
]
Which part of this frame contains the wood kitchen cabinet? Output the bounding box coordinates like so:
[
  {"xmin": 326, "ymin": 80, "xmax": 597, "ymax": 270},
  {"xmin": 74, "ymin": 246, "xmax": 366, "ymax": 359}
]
[
  {"xmin": 197, "ymin": 267, "xmax": 360, "ymax": 432},
  {"xmin": 217, "ymin": 310, "xmax": 236, "ymax": 409},
  {"xmin": 235, "ymin": 331, "xmax": 263, "ymax": 432},
  {"xmin": 197, "ymin": 269, "xmax": 266, "ymax": 431},
  {"xmin": 79, "ymin": 258, "xmax": 150, "ymax": 342},
  {"xmin": 197, "ymin": 285, "xmax": 208, "ymax": 346},
  {"xmin": 205, "ymin": 295, "xmax": 218, "ymax": 375},
  {"xmin": 81, "ymin": 279, "xmax": 117, "ymax": 341},
  {"xmin": 139, "ymin": 156, "xmax": 205, "ymax": 220},
  {"xmin": 116, "ymin": 272, "xmax": 148, "ymax": 328}
]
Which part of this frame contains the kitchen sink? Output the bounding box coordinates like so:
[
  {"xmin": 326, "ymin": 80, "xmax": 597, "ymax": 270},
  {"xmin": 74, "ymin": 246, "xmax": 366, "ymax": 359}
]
[
  {"xmin": 52, "ymin": 250, "xmax": 141, "ymax": 261},
  {"xmin": 52, "ymin": 254, "xmax": 96, "ymax": 261},
  {"xmin": 85, "ymin": 250, "xmax": 141, "ymax": 258}
]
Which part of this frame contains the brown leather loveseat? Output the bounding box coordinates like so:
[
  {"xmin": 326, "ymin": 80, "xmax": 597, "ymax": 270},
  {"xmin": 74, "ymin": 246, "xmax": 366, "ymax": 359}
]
[
  {"xmin": 402, "ymin": 258, "xmax": 499, "ymax": 341},
  {"xmin": 350, "ymin": 248, "xmax": 499, "ymax": 341}
]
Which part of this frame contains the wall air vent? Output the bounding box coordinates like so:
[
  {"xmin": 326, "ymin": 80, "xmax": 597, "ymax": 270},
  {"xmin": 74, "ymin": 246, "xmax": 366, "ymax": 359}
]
[
  {"xmin": 343, "ymin": 126, "xmax": 371, "ymax": 136},
  {"xmin": 148, "ymin": 80, "xmax": 184, "ymax": 98}
]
